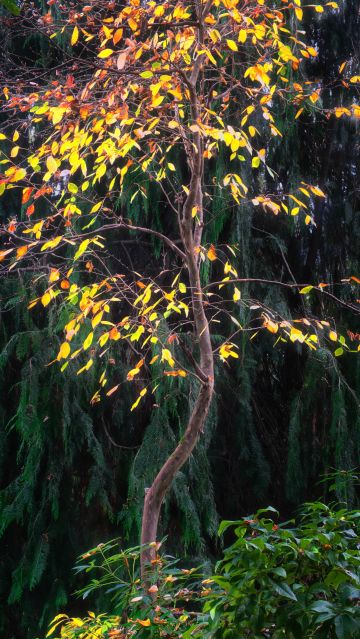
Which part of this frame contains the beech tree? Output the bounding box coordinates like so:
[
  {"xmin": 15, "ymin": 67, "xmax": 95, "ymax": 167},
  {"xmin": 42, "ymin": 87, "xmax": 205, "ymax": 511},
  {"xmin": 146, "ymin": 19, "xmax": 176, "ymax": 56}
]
[{"xmin": 0, "ymin": 0, "xmax": 358, "ymax": 577}]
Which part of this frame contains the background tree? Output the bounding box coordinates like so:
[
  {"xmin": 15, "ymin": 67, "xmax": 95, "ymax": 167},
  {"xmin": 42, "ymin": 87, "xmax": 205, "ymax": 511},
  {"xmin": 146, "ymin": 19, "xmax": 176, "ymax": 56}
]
[{"xmin": 0, "ymin": 0, "xmax": 359, "ymax": 635}]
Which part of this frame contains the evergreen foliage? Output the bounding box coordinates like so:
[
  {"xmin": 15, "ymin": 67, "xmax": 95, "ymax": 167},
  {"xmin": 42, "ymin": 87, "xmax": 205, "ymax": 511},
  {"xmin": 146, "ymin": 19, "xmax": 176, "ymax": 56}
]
[{"xmin": 0, "ymin": 1, "xmax": 359, "ymax": 636}]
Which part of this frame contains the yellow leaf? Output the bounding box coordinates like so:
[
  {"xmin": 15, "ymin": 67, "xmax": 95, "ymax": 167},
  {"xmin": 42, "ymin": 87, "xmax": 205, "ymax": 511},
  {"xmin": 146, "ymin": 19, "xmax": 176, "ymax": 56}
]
[
  {"xmin": 219, "ymin": 343, "xmax": 239, "ymax": 360},
  {"xmin": 350, "ymin": 76, "xmax": 360, "ymax": 84},
  {"xmin": 98, "ymin": 48, "xmax": 114, "ymax": 58},
  {"xmin": 252, "ymin": 156, "xmax": 260, "ymax": 168},
  {"xmin": 83, "ymin": 332, "xmax": 94, "ymax": 350},
  {"xmin": 46, "ymin": 155, "xmax": 58, "ymax": 175},
  {"xmin": 233, "ymin": 287, "xmax": 241, "ymax": 302},
  {"xmin": 329, "ymin": 331, "xmax": 338, "ymax": 341},
  {"xmin": 161, "ymin": 348, "xmax": 175, "ymax": 368},
  {"xmin": 130, "ymin": 388, "xmax": 147, "ymax": 411},
  {"xmin": 10, "ymin": 146, "xmax": 19, "ymax": 158},
  {"xmin": 167, "ymin": 162, "xmax": 176, "ymax": 171},
  {"xmin": 41, "ymin": 236, "xmax": 63, "ymax": 252},
  {"xmin": 152, "ymin": 94, "xmax": 164, "ymax": 107},
  {"xmin": 58, "ymin": 342, "xmax": 71, "ymax": 360},
  {"xmin": 92, "ymin": 311, "xmax": 103, "ymax": 328},
  {"xmin": 71, "ymin": 25, "xmax": 79, "ymax": 46},
  {"xmin": 52, "ymin": 107, "xmax": 66, "ymax": 125},
  {"xmin": 130, "ymin": 325, "xmax": 145, "ymax": 342},
  {"xmin": 339, "ymin": 61, "xmax": 346, "ymax": 73},
  {"xmin": 49, "ymin": 268, "xmax": 60, "ymax": 283},
  {"xmin": 77, "ymin": 359, "xmax": 93, "ymax": 375},
  {"xmin": 10, "ymin": 168, "xmax": 26, "ymax": 182},
  {"xmin": 299, "ymin": 285, "xmax": 313, "ymax": 295},
  {"xmin": 74, "ymin": 239, "xmax": 90, "ymax": 261},
  {"xmin": 41, "ymin": 291, "xmax": 52, "ymax": 307},
  {"xmin": 226, "ymin": 39, "xmax": 238, "ymax": 52},
  {"xmin": 310, "ymin": 185, "xmax": 325, "ymax": 197},
  {"xmin": 238, "ymin": 29, "xmax": 247, "ymax": 44}
]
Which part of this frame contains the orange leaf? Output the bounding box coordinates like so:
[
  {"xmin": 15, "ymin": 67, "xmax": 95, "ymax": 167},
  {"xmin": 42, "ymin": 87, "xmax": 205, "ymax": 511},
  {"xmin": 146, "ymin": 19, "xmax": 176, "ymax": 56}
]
[
  {"xmin": 16, "ymin": 245, "xmax": 28, "ymax": 258},
  {"xmin": 263, "ymin": 316, "xmax": 278, "ymax": 334},
  {"xmin": 106, "ymin": 385, "xmax": 119, "ymax": 397},
  {"xmin": 164, "ymin": 370, "xmax": 187, "ymax": 377},
  {"xmin": 350, "ymin": 276, "xmax": 360, "ymax": 284},
  {"xmin": 0, "ymin": 249, "xmax": 13, "ymax": 261},
  {"xmin": 60, "ymin": 279, "xmax": 70, "ymax": 289},
  {"xmin": 26, "ymin": 203, "xmax": 35, "ymax": 217},
  {"xmin": 113, "ymin": 28, "xmax": 123, "ymax": 45},
  {"xmin": 136, "ymin": 619, "xmax": 151, "ymax": 627},
  {"xmin": 22, "ymin": 187, "xmax": 33, "ymax": 204},
  {"xmin": 207, "ymin": 244, "xmax": 217, "ymax": 261}
]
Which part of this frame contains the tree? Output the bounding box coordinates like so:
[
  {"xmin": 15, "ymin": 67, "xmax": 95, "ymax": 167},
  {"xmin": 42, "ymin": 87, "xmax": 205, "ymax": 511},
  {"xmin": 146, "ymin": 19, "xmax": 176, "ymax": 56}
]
[{"xmin": 0, "ymin": 0, "xmax": 358, "ymax": 580}]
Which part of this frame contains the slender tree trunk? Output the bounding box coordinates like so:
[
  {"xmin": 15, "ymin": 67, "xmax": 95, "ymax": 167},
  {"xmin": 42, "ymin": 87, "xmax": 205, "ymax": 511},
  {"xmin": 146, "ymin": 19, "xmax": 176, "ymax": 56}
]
[
  {"xmin": 140, "ymin": 191, "xmax": 215, "ymax": 577},
  {"xmin": 140, "ymin": 0, "xmax": 215, "ymax": 582}
]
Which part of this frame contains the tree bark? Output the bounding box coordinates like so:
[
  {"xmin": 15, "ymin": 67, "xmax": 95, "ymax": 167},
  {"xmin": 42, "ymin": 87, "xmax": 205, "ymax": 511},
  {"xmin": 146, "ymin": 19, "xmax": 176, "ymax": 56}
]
[
  {"xmin": 140, "ymin": 186, "xmax": 215, "ymax": 577},
  {"xmin": 140, "ymin": 0, "xmax": 215, "ymax": 582}
]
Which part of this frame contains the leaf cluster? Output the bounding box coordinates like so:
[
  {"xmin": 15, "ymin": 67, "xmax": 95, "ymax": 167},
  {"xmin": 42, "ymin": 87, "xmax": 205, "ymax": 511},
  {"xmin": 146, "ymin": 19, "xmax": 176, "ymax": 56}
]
[{"xmin": 46, "ymin": 496, "xmax": 360, "ymax": 639}]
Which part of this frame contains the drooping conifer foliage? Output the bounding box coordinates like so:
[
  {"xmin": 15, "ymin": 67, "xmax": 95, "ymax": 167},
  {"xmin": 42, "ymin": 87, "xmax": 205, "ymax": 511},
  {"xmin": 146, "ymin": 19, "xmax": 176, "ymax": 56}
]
[{"xmin": 0, "ymin": 1, "xmax": 359, "ymax": 637}]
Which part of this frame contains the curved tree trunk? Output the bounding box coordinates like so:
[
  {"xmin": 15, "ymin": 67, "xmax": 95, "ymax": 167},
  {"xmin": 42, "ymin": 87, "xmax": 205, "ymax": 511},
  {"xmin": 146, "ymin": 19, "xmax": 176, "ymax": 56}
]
[
  {"xmin": 140, "ymin": 191, "xmax": 215, "ymax": 576},
  {"xmin": 140, "ymin": 2, "xmax": 215, "ymax": 578}
]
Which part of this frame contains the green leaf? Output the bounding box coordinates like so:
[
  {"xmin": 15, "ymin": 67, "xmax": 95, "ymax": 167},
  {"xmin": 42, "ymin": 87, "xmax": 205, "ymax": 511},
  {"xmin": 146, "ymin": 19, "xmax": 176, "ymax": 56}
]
[
  {"xmin": 273, "ymin": 567, "xmax": 287, "ymax": 578},
  {"xmin": 272, "ymin": 581, "xmax": 297, "ymax": 601},
  {"xmin": 310, "ymin": 600, "xmax": 335, "ymax": 614},
  {"xmin": 0, "ymin": 0, "xmax": 20, "ymax": 16}
]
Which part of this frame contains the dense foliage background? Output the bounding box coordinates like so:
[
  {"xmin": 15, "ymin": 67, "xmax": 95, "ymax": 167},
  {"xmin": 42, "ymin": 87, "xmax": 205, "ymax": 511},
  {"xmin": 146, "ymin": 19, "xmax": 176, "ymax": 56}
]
[{"xmin": 0, "ymin": 2, "xmax": 359, "ymax": 637}]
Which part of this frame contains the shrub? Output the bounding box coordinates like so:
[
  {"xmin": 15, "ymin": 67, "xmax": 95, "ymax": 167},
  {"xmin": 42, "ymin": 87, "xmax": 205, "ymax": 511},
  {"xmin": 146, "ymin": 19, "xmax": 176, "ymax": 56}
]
[
  {"xmin": 46, "ymin": 500, "xmax": 359, "ymax": 639},
  {"xmin": 206, "ymin": 502, "xmax": 360, "ymax": 639}
]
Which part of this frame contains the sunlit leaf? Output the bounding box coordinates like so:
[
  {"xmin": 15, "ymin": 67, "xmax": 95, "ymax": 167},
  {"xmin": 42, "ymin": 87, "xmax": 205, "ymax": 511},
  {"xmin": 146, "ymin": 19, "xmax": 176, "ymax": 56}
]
[
  {"xmin": 71, "ymin": 25, "xmax": 79, "ymax": 46},
  {"xmin": 98, "ymin": 48, "xmax": 114, "ymax": 58}
]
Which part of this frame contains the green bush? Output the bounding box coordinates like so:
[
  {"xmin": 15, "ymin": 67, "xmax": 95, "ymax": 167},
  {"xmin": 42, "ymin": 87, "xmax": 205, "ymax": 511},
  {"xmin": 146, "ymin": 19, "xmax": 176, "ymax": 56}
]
[
  {"xmin": 206, "ymin": 502, "xmax": 360, "ymax": 639},
  {"xmin": 45, "ymin": 500, "xmax": 359, "ymax": 639}
]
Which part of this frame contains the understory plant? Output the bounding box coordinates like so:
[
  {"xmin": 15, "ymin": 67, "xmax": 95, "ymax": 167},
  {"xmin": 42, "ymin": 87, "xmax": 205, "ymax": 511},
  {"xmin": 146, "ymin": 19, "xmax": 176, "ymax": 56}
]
[{"xmin": 46, "ymin": 496, "xmax": 359, "ymax": 639}]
